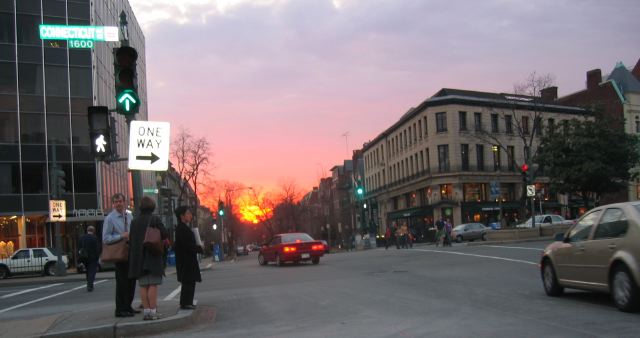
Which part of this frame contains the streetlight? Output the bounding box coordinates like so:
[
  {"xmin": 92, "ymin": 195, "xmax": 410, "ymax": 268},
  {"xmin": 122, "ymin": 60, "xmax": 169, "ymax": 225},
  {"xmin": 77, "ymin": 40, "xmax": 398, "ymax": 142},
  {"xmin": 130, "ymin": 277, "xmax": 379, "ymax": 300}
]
[
  {"xmin": 492, "ymin": 145, "xmax": 503, "ymax": 227},
  {"xmin": 221, "ymin": 186, "xmax": 253, "ymax": 260}
]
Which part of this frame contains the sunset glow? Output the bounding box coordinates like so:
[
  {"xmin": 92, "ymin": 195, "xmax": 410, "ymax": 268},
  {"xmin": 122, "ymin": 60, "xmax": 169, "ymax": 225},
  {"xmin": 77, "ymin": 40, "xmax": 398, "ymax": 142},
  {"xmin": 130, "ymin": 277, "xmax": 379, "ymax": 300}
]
[{"xmin": 235, "ymin": 192, "xmax": 273, "ymax": 224}]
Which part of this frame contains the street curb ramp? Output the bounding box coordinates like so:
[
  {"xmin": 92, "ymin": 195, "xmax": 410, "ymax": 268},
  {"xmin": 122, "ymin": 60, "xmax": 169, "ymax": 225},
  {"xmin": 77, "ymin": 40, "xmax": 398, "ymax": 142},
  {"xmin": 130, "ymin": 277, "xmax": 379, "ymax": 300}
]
[{"xmin": 40, "ymin": 306, "xmax": 215, "ymax": 338}]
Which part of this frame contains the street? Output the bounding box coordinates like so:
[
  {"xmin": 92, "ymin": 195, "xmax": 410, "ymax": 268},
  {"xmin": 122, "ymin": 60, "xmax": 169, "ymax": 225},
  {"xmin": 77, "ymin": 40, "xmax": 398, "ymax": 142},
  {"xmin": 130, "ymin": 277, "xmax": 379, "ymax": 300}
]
[{"xmin": 1, "ymin": 242, "xmax": 639, "ymax": 337}]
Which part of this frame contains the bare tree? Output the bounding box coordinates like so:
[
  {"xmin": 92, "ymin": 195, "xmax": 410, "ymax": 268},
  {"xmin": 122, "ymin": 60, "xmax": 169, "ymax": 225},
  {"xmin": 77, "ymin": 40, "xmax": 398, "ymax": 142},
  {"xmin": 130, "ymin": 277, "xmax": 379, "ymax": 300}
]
[
  {"xmin": 171, "ymin": 128, "xmax": 194, "ymax": 206},
  {"xmin": 171, "ymin": 127, "xmax": 213, "ymax": 214},
  {"xmin": 473, "ymin": 72, "xmax": 556, "ymax": 219}
]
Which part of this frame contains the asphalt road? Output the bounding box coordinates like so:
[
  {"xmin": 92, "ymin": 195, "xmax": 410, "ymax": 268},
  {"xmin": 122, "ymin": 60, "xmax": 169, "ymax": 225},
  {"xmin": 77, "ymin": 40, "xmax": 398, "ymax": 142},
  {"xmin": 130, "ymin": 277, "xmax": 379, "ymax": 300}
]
[{"xmin": 1, "ymin": 242, "xmax": 639, "ymax": 337}]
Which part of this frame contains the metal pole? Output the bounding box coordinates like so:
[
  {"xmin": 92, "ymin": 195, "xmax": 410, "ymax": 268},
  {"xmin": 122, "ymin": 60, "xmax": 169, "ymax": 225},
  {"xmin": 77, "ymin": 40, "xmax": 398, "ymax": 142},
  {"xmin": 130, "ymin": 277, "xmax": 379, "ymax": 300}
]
[
  {"xmin": 125, "ymin": 115, "xmax": 143, "ymax": 214},
  {"xmin": 50, "ymin": 143, "xmax": 66, "ymax": 276}
]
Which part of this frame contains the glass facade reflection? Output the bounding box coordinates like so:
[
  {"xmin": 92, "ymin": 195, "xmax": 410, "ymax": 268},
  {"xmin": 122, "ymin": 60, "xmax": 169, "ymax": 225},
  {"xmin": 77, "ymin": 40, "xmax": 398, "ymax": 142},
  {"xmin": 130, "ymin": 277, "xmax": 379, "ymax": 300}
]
[{"xmin": 0, "ymin": 0, "xmax": 148, "ymax": 253}]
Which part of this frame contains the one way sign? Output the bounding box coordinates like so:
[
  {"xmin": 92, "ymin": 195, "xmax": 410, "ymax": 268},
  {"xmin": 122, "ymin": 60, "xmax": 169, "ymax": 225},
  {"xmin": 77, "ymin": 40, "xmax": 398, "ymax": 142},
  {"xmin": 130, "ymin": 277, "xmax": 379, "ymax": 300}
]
[{"xmin": 128, "ymin": 120, "xmax": 170, "ymax": 171}]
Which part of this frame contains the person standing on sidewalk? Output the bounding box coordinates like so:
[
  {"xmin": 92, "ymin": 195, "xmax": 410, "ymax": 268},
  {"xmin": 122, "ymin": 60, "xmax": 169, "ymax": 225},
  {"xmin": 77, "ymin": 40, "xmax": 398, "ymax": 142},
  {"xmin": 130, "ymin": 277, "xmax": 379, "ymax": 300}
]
[
  {"xmin": 103, "ymin": 193, "xmax": 139, "ymax": 318},
  {"xmin": 78, "ymin": 226, "xmax": 99, "ymax": 292},
  {"xmin": 173, "ymin": 206, "xmax": 202, "ymax": 310},
  {"xmin": 384, "ymin": 226, "xmax": 393, "ymax": 249}
]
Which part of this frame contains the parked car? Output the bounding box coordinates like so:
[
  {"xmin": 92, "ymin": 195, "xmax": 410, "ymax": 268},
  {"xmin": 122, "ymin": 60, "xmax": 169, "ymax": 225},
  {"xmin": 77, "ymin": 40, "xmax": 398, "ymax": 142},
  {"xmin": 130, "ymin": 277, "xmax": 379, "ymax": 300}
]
[
  {"xmin": 237, "ymin": 245, "xmax": 249, "ymax": 256},
  {"xmin": 0, "ymin": 247, "xmax": 69, "ymax": 279},
  {"xmin": 540, "ymin": 201, "xmax": 640, "ymax": 312},
  {"xmin": 451, "ymin": 223, "xmax": 489, "ymax": 242},
  {"xmin": 258, "ymin": 233, "xmax": 325, "ymax": 266},
  {"xmin": 516, "ymin": 214, "xmax": 573, "ymax": 228}
]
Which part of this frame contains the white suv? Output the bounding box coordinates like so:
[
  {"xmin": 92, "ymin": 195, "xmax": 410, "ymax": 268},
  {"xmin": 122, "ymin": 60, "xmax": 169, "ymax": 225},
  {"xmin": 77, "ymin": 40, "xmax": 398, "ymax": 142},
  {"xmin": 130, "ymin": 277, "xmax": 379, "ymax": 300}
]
[{"xmin": 0, "ymin": 247, "xmax": 69, "ymax": 279}]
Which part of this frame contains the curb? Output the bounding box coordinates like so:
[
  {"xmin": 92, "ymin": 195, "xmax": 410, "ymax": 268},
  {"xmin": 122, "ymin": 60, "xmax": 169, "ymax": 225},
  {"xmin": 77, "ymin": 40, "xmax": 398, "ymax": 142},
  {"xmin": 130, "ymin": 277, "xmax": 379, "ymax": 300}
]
[
  {"xmin": 41, "ymin": 306, "xmax": 214, "ymax": 338},
  {"xmin": 466, "ymin": 237, "xmax": 554, "ymax": 246}
]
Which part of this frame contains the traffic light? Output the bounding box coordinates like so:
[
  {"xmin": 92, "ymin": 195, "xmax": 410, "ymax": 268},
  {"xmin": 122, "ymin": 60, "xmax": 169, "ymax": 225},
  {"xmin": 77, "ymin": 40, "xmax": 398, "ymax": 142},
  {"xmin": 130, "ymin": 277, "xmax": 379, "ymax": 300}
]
[
  {"xmin": 114, "ymin": 46, "xmax": 139, "ymax": 115},
  {"xmin": 88, "ymin": 106, "xmax": 112, "ymax": 160},
  {"xmin": 50, "ymin": 165, "xmax": 66, "ymax": 198},
  {"xmin": 218, "ymin": 201, "xmax": 225, "ymax": 217},
  {"xmin": 521, "ymin": 163, "xmax": 530, "ymax": 183}
]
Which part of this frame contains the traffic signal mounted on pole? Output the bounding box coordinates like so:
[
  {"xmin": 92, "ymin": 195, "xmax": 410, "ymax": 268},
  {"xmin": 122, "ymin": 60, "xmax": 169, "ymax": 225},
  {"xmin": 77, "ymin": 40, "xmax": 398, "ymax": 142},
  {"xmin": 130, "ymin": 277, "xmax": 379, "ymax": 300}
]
[
  {"xmin": 49, "ymin": 165, "xmax": 66, "ymax": 198},
  {"xmin": 88, "ymin": 106, "xmax": 112, "ymax": 160},
  {"xmin": 521, "ymin": 163, "xmax": 530, "ymax": 183},
  {"xmin": 114, "ymin": 46, "xmax": 139, "ymax": 115},
  {"xmin": 218, "ymin": 200, "xmax": 225, "ymax": 217}
]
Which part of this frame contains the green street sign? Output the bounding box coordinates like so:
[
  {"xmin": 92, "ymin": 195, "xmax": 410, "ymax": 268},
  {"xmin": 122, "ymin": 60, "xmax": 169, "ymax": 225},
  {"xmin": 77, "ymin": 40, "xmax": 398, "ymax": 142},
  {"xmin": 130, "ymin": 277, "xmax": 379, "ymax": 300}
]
[
  {"xmin": 39, "ymin": 25, "xmax": 119, "ymax": 42},
  {"xmin": 116, "ymin": 89, "xmax": 139, "ymax": 115}
]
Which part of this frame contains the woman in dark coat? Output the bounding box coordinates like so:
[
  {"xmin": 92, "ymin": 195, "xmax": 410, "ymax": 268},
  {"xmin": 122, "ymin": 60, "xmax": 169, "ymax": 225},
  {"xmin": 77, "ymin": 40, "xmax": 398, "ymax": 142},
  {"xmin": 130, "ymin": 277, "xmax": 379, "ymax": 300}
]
[
  {"xmin": 173, "ymin": 206, "xmax": 202, "ymax": 310},
  {"xmin": 128, "ymin": 196, "xmax": 168, "ymax": 320}
]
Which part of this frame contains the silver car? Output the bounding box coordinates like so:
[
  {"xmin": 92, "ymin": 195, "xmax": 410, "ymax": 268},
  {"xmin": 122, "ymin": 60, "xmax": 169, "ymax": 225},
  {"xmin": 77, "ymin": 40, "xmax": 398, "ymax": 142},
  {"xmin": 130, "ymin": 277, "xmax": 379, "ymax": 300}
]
[
  {"xmin": 540, "ymin": 201, "xmax": 640, "ymax": 312},
  {"xmin": 451, "ymin": 223, "xmax": 489, "ymax": 242}
]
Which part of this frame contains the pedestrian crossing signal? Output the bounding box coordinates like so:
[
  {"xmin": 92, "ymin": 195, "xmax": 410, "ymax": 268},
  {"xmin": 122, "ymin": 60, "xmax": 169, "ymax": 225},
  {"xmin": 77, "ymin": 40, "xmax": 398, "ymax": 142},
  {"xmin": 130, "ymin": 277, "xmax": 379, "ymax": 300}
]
[{"xmin": 88, "ymin": 106, "xmax": 112, "ymax": 160}]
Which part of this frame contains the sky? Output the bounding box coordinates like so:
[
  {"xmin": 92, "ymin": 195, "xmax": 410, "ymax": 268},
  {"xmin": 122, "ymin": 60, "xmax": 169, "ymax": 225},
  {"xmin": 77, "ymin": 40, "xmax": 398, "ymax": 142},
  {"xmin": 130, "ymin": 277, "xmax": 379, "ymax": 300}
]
[{"xmin": 128, "ymin": 0, "xmax": 640, "ymax": 194}]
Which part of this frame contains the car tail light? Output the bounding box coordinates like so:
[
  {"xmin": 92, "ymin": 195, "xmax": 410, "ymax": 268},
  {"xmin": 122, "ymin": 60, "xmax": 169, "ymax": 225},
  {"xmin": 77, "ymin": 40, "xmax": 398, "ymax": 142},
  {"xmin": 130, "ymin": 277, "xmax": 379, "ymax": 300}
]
[
  {"xmin": 283, "ymin": 246, "xmax": 297, "ymax": 253},
  {"xmin": 312, "ymin": 245, "xmax": 324, "ymax": 250}
]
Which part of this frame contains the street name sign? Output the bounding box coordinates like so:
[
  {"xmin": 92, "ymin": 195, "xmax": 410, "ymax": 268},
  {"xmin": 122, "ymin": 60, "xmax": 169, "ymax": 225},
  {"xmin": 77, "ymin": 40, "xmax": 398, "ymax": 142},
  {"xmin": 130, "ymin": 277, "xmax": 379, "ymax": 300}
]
[
  {"xmin": 527, "ymin": 185, "xmax": 536, "ymax": 197},
  {"xmin": 49, "ymin": 200, "xmax": 66, "ymax": 222},
  {"xmin": 39, "ymin": 25, "xmax": 119, "ymax": 41},
  {"xmin": 128, "ymin": 121, "xmax": 170, "ymax": 171}
]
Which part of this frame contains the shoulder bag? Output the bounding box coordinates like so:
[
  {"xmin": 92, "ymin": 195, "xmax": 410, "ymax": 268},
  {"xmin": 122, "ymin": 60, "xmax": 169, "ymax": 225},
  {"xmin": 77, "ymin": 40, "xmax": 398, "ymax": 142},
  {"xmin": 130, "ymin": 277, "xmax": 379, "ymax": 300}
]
[
  {"xmin": 100, "ymin": 214, "xmax": 129, "ymax": 263},
  {"xmin": 144, "ymin": 216, "xmax": 164, "ymax": 256}
]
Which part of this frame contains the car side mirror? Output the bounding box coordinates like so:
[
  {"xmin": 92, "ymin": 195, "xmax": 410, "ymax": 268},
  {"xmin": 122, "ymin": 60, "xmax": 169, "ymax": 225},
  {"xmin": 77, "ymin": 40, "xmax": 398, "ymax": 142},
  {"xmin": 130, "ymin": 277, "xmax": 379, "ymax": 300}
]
[{"xmin": 554, "ymin": 233, "xmax": 565, "ymax": 242}]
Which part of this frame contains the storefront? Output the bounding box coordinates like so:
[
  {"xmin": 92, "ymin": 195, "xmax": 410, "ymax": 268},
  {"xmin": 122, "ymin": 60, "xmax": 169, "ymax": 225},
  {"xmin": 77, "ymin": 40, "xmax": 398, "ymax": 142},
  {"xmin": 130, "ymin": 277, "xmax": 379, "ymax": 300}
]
[
  {"xmin": 387, "ymin": 206, "xmax": 434, "ymax": 242},
  {"xmin": 460, "ymin": 201, "xmax": 521, "ymax": 227}
]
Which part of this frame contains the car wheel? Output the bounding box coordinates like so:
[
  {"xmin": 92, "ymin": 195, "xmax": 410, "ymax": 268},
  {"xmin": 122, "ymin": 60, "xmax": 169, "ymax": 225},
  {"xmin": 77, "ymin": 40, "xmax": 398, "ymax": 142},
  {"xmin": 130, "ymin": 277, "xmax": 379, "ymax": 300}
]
[
  {"xmin": 311, "ymin": 257, "xmax": 320, "ymax": 265},
  {"xmin": 481, "ymin": 233, "xmax": 487, "ymax": 241},
  {"xmin": 611, "ymin": 265, "xmax": 640, "ymax": 312},
  {"xmin": 456, "ymin": 235, "xmax": 462, "ymax": 243},
  {"xmin": 45, "ymin": 262, "xmax": 57, "ymax": 276},
  {"xmin": 0, "ymin": 266, "xmax": 9, "ymax": 279},
  {"xmin": 258, "ymin": 253, "xmax": 267, "ymax": 266},
  {"xmin": 276, "ymin": 254, "xmax": 284, "ymax": 267},
  {"xmin": 541, "ymin": 260, "xmax": 564, "ymax": 297}
]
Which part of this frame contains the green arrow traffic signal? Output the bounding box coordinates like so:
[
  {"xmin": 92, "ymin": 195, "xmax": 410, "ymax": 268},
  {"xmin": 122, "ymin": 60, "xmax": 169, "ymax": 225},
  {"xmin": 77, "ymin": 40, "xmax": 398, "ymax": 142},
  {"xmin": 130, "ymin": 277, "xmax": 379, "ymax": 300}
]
[{"xmin": 116, "ymin": 89, "xmax": 139, "ymax": 114}]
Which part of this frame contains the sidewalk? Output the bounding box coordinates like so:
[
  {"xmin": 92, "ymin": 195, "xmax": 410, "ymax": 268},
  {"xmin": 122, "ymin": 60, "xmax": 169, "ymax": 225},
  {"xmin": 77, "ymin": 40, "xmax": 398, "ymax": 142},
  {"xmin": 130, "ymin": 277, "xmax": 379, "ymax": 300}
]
[{"xmin": 0, "ymin": 262, "xmax": 217, "ymax": 337}]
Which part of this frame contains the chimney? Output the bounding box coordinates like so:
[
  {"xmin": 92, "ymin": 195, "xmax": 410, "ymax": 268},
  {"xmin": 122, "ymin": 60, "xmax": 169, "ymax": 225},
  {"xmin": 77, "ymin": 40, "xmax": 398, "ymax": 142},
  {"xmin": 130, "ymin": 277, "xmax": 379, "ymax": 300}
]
[
  {"xmin": 586, "ymin": 69, "xmax": 602, "ymax": 90},
  {"xmin": 540, "ymin": 86, "xmax": 557, "ymax": 103},
  {"xmin": 632, "ymin": 58, "xmax": 640, "ymax": 80}
]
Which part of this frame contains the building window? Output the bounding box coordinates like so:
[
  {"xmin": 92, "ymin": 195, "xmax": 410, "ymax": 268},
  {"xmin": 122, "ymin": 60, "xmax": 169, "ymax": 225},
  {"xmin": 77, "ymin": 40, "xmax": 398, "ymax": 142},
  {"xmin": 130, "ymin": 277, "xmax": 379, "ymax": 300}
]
[
  {"xmin": 474, "ymin": 112, "xmax": 482, "ymax": 131},
  {"xmin": 535, "ymin": 116, "xmax": 543, "ymax": 136},
  {"xmin": 437, "ymin": 144, "xmax": 449, "ymax": 172},
  {"xmin": 476, "ymin": 144, "xmax": 485, "ymax": 171},
  {"xmin": 505, "ymin": 115, "xmax": 513, "ymax": 134},
  {"xmin": 436, "ymin": 112, "xmax": 447, "ymax": 132},
  {"xmin": 491, "ymin": 114, "xmax": 499, "ymax": 133},
  {"xmin": 507, "ymin": 146, "xmax": 515, "ymax": 171},
  {"xmin": 423, "ymin": 117, "xmax": 428, "ymax": 136},
  {"xmin": 493, "ymin": 146, "xmax": 501, "ymax": 171},
  {"xmin": 459, "ymin": 111, "xmax": 467, "ymax": 131},
  {"xmin": 522, "ymin": 116, "xmax": 530, "ymax": 135},
  {"xmin": 461, "ymin": 144, "xmax": 469, "ymax": 171},
  {"xmin": 440, "ymin": 184, "xmax": 453, "ymax": 200},
  {"xmin": 418, "ymin": 120, "xmax": 422, "ymax": 139},
  {"xmin": 463, "ymin": 183, "xmax": 486, "ymax": 202}
]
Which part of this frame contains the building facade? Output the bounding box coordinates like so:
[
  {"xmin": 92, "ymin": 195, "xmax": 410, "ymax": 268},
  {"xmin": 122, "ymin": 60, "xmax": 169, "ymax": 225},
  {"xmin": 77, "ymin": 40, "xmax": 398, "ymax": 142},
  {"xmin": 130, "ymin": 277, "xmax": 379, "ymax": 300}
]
[
  {"xmin": 362, "ymin": 88, "xmax": 586, "ymax": 240},
  {"xmin": 0, "ymin": 0, "xmax": 149, "ymax": 258},
  {"xmin": 558, "ymin": 59, "xmax": 640, "ymax": 203}
]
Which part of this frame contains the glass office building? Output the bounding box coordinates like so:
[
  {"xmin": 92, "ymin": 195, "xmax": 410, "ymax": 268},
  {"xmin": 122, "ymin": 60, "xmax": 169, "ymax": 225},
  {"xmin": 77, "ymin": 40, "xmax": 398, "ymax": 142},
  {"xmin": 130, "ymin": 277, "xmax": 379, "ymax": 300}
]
[{"xmin": 0, "ymin": 0, "xmax": 149, "ymax": 256}]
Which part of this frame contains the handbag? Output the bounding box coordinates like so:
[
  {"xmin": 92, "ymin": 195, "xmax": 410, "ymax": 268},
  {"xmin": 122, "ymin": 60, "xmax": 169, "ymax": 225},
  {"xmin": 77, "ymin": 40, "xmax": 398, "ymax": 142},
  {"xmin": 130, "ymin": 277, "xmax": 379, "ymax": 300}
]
[
  {"xmin": 100, "ymin": 213, "xmax": 130, "ymax": 263},
  {"xmin": 143, "ymin": 216, "xmax": 164, "ymax": 256},
  {"xmin": 100, "ymin": 239, "xmax": 128, "ymax": 263}
]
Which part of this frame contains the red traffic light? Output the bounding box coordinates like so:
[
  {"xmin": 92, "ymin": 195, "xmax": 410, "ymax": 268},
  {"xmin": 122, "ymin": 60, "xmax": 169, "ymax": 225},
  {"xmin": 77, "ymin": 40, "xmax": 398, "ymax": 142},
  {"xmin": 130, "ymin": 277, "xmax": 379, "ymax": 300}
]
[{"xmin": 521, "ymin": 164, "xmax": 529, "ymax": 172}]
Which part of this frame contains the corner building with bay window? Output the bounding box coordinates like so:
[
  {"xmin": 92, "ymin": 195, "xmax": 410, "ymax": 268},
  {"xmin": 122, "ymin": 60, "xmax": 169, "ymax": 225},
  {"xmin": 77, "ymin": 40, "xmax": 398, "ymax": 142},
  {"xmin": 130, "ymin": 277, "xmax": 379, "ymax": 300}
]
[
  {"xmin": 362, "ymin": 88, "xmax": 586, "ymax": 240},
  {"xmin": 0, "ymin": 0, "xmax": 151, "ymax": 257}
]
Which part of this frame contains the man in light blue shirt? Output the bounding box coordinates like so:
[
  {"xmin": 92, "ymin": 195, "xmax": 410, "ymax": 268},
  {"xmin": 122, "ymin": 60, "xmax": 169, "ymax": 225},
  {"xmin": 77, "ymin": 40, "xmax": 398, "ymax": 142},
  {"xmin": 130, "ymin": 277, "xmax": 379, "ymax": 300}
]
[{"xmin": 102, "ymin": 193, "xmax": 138, "ymax": 317}]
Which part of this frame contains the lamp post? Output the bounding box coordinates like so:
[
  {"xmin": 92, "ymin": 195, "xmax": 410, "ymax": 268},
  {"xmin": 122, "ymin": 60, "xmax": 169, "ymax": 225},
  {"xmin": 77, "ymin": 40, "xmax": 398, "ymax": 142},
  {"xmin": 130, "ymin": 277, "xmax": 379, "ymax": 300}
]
[
  {"xmin": 222, "ymin": 186, "xmax": 253, "ymax": 260},
  {"xmin": 492, "ymin": 145, "xmax": 503, "ymax": 226}
]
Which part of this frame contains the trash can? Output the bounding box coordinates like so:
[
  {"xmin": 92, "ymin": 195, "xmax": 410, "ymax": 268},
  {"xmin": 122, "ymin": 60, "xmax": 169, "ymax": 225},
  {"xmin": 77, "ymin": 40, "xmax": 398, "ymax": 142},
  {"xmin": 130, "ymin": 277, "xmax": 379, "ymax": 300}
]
[{"xmin": 166, "ymin": 249, "xmax": 176, "ymax": 266}]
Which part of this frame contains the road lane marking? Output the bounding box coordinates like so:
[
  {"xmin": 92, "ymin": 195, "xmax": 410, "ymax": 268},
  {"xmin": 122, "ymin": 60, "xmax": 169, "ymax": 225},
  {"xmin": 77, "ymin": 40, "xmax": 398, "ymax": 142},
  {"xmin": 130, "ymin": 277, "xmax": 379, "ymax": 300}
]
[
  {"xmin": 0, "ymin": 283, "xmax": 63, "ymax": 299},
  {"xmin": 484, "ymin": 245, "xmax": 543, "ymax": 251},
  {"xmin": 413, "ymin": 248, "xmax": 538, "ymax": 265},
  {"xmin": 0, "ymin": 280, "xmax": 107, "ymax": 315},
  {"xmin": 164, "ymin": 285, "xmax": 181, "ymax": 301}
]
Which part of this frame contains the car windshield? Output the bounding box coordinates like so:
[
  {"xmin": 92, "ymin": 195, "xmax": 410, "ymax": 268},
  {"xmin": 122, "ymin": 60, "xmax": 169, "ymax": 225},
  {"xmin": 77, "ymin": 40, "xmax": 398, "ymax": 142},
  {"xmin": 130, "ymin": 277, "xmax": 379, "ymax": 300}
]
[
  {"xmin": 281, "ymin": 233, "xmax": 314, "ymax": 243},
  {"xmin": 634, "ymin": 204, "xmax": 640, "ymax": 215},
  {"xmin": 453, "ymin": 225, "xmax": 466, "ymax": 231}
]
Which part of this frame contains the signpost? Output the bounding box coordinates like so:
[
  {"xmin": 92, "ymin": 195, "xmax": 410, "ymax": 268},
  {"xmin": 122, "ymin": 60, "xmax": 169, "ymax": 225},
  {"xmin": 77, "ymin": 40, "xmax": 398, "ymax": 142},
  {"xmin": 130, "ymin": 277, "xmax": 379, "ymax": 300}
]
[
  {"xmin": 128, "ymin": 121, "xmax": 170, "ymax": 171},
  {"xmin": 49, "ymin": 200, "xmax": 66, "ymax": 222},
  {"xmin": 526, "ymin": 185, "xmax": 536, "ymax": 197}
]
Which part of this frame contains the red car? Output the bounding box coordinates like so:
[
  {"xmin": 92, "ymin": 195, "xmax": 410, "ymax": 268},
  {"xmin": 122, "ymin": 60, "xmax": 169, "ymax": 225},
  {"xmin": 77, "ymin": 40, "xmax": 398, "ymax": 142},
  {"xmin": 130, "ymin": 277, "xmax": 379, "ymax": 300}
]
[{"xmin": 258, "ymin": 233, "xmax": 324, "ymax": 266}]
